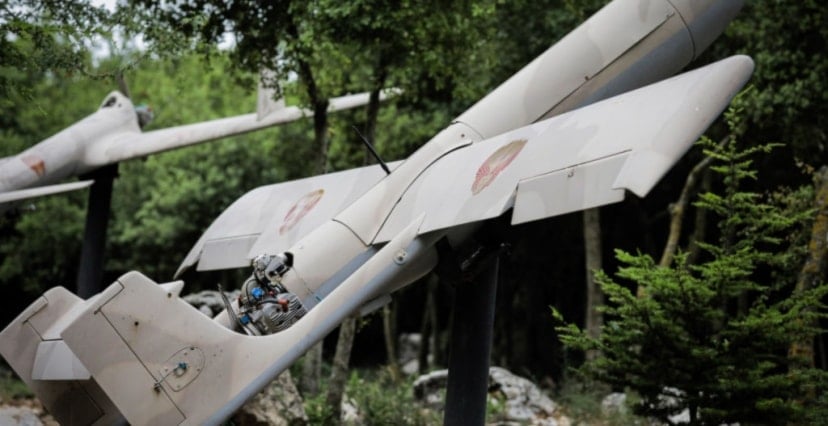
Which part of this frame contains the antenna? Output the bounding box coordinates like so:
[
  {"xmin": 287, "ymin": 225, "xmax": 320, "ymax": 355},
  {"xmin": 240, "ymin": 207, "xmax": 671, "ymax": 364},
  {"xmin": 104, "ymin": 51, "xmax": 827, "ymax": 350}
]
[{"xmin": 352, "ymin": 125, "xmax": 391, "ymax": 175}]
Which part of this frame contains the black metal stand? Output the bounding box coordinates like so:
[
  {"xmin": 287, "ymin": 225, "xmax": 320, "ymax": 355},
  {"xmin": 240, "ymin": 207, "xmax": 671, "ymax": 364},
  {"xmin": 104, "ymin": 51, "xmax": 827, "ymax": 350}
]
[
  {"xmin": 76, "ymin": 164, "xmax": 118, "ymax": 298},
  {"xmin": 443, "ymin": 254, "xmax": 499, "ymax": 426}
]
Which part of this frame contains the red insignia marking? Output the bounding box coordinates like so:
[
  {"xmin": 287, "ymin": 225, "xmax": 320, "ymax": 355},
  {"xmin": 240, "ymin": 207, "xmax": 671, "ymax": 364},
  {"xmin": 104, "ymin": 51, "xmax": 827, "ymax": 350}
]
[
  {"xmin": 21, "ymin": 154, "xmax": 46, "ymax": 177},
  {"xmin": 471, "ymin": 139, "xmax": 527, "ymax": 195},
  {"xmin": 279, "ymin": 189, "xmax": 325, "ymax": 235}
]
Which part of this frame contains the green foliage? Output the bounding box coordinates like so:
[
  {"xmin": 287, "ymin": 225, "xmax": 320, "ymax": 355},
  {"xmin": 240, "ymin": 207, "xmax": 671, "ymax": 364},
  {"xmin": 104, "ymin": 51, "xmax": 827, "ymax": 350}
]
[
  {"xmin": 304, "ymin": 369, "xmax": 439, "ymax": 425},
  {"xmin": 302, "ymin": 391, "xmax": 334, "ymax": 424},
  {"xmin": 0, "ymin": 1, "xmax": 148, "ymax": 108},
  {"xmin": 711, "ymin": 0, "xmax": 828, "ymax": 163},
  {"xmin": 0, "ymin": 368, "xmax": 32, "ymax": 400},
  {"xmin": 0, "ymin": 61, "xmax": 112, "ymax": 308},
  {"xmin": 128, "ymin": 0, "xmax": 356, "ymax": 99},
  {"xmin": 555, "ymin": 382, "xmax": 646, "ymax": 426},
  {"xmin": 1, "ymin": 0, "xmax": 827, "ymax": 396},
  {"xmin": 105, "ymin": 52, "xmax": 288, "ymax": 282},
  {"xmin": 555, "ymin": 122, "xmax": 828, "ymax": 424},
  {"xmin": 318, "ymin": 0, "xmax": 499, "ymax": 96}
]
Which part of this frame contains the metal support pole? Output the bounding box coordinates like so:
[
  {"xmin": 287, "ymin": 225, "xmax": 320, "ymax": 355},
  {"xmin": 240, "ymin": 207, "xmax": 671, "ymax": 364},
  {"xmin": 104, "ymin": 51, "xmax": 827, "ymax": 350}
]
[
  {"xmin": 76, "ymin": 164, "xmax": 118, "ymax": 298},
  {"xmin": 444, "ymin": 254, "xmax": 499, "ymax": 426}
]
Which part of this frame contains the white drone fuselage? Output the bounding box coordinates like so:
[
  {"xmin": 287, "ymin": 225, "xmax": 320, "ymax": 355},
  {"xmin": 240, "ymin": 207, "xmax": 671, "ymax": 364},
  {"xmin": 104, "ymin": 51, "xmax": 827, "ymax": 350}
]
[
  {"xmin": 0, "ymin": 87, "xmax": 377, "ymax": 206},
  {"xmin": 0, "ymin": 0, "xmax": 754, "ymax": 424},
  {"xmin": 0, "ymin": 93, "xmax": 138, "ymax": 201}
]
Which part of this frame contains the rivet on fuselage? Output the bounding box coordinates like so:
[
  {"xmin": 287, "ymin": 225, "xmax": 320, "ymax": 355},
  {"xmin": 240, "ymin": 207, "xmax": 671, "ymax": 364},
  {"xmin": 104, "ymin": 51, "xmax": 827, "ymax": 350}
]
[{"xmin": 394, "ymin": 249, "xmax": 408, "ymax": 265}]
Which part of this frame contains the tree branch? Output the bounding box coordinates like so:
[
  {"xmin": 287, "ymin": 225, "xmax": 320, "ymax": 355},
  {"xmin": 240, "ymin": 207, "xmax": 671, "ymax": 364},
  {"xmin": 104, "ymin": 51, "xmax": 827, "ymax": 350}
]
[{"xmin": 659, "ymin": 137, "xmax": 729, "ymax": 267}]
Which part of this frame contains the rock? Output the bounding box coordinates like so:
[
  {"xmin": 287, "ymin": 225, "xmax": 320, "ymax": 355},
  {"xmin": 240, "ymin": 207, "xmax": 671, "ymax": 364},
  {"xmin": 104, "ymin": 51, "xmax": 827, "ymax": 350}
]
[
  {"xmin": 413, "ymin": 369, "xmax": 449, "ymax": 409},
  {"xmin": 0, "ymin": 406, "xmax": 43, "ymax": 426},
  {"xmin": 489, "ymin": 366, "xmax": 559, "ymax": 423},
  {"xmin": 398, "ymin": 333, "xmax": 434, "ymax": 376},
  {"xmin": 413, "ymin": 366, "xmax": 570, "ymax": 426},
  {"xmin": 398, "ymin": 333, "xmax": 421, "ymax": 365},
  {"xmin": 603, "ymin": 389, "xmax": 717, "ymax": 425},
  {"xmin": 231, "ymin": 370, "xmax": 308, "ymax": 426},
  {"xmin": 183, "ymin": 289, "xmax": 240, "ymax": 317},
  {"xmin": 654, "ymin": 387, "xmax": 690, "ymax": 425},
  {"xmin": 398, "ymin": 333, "xmax": 422, "ymax": 375},
  {"xmin": 0, "ymin": 400, "xmax": 58, "ymax": 426},
  {"xmin": 341, "ymin": 396, "xmax": 362, "ymax": 424},
  {"xmin": 601, "ymin": 392, "xmax": 627, "ymax": 416},
  {"xmin": 198, "ymin": 304, "xmax": 214, "ymax": 317}
]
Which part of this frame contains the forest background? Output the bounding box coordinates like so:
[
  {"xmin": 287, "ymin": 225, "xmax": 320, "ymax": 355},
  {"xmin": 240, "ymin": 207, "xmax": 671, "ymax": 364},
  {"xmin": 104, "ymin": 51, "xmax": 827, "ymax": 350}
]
[{"xmin": 1, "ymin": 0, "xmax": 826, "ymax": 421}]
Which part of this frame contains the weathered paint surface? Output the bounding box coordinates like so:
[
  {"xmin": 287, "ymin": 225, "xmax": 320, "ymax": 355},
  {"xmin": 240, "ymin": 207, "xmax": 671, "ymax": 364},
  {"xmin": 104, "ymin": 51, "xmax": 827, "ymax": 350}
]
[
  {"xmin": 0, "ymin": 90, "xmax": 379, "ymax": 208},
  {"xmin": 0, "ymin": 0, "xmax": 753, "ymax": 424}
]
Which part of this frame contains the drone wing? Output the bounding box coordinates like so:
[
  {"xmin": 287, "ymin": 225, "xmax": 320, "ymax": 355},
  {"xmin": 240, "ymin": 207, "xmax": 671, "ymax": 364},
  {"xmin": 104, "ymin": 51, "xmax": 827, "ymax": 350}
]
[
  {"xmin": 372, "ymin": 55, "xmax": 754, "ymax": 243},
  {"xmin": 0, "ymin": 181, "xmax": 93, "ymax": 205},
  {"xmin": 180, "ymin": 55, "xmax": 753, "ymax": 273},
  {"xmin": 85, "ymin": 92, "xmax": 382, "ymax": 167},
  {"xmin": 176, "ymin": 161, "xmax": 402, "ymax": 276}
]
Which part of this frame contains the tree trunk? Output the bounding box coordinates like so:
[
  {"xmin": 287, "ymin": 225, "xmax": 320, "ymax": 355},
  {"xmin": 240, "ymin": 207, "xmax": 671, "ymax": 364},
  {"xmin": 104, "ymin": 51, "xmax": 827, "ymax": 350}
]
[
  {"xmin": 583, "ymin": 207, "xmax": 603, "ymax": 361},
  {"xmin": 294, "ymin": 53, "xmax": 330, "ymax": 397},
  {"xmin": 322, "ymin": 65, "xmax": 393, "ymax": 413},
  {"xmin": 325, "ymin": 316, "xmax": 357, "ymax": 425},
  {"xmin": 383, "ymin": 302, "xmax": 402, "ymax": 382},
  {"xmin": 313, "ymin": 99, "xmax": 330, "ymax": 174},
  {"xmin": 789, "ymin": 166, "xmax": 828, "ymax": 367},
  {"xmin": 430, "ymin": 277, "xmax": 444, "ymax": 367},
  {"xmin": 660, "ymin": 153, "xmax": 716, "ymax": 267},
  {"xmin": 418, "ymin": 275, "xmax": 438, "ymax": 374},
  {"xmin": 436, "ymin": 288, "xmax": 452, "ymax": 367},
  {"xmin": 300, "ymin": 344, "xmax": 323, "ymax": 396},
  {"xmin": 686, "ymin": 170, "xmax": 711, "ymax": 265}
]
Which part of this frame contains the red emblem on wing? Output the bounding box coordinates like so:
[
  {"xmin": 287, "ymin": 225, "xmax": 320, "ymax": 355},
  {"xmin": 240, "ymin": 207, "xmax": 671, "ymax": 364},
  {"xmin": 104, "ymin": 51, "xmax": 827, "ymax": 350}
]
[
  {"xmin": 21, "ymin": 154, "xmax": 46, "ymax": 177},
  {"xmin": 279, "ymin": 189, "xmax": 325, "ymax": 235},
  {"xmin": 471, "ymin": 139, "xmax": 527, "ymax": 195}
]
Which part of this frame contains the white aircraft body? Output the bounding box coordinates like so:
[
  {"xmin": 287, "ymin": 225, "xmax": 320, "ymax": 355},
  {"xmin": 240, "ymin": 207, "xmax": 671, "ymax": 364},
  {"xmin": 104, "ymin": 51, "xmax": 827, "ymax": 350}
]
[
  {"xmin": 0, "ymin": 0, "xmax": 752, "ymax": 424},
  {"xmin": 0, "ymin": 88, "xmax": 376, "ymax": 207}
]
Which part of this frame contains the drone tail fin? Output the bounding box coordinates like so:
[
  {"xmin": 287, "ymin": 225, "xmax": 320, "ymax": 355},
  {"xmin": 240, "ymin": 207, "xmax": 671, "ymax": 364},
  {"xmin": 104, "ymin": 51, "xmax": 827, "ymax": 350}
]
[{"xmin": 0, "ymin": 287, "xmax": 125, "ymax": 425}]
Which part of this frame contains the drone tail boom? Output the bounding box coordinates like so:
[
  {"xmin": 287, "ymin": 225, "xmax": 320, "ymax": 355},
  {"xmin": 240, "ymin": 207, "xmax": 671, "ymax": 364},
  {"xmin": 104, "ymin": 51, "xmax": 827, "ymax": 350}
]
[
  {"xmin": 0, "ymin": 287, "xmax": 124, "ymax": 425},
  {"xmin": 2, "ymin": 215, "xmax": 431, "ymax": 425}
]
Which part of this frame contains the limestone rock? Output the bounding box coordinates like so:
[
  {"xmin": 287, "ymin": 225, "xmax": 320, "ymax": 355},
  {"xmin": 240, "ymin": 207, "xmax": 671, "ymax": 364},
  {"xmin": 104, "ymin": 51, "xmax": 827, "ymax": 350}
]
[
  {"xmin": 398, "ymin": 333, "xmax": 421, "ymax": 375},
  {"xmin": 0, "ymin": 400, "xmax": 58, "ymax": 426},
  {"xmin": 601, "ymin": 392, "xmax": 627, "ymax": 416},
  {"xmin": 413, "ymin": 366, "xmax": 570, "ymax": 425},
  {"xmin": 0, "ymin": 406, "xmax": 43, "ymax": 426},
  {"xmin": 231, "ymin": 370, "xmax": 308, "ymax": 426},
  {"xmin": 489, "ymin": 366, "xmax": 559, "ymax": 423},
  {"xmin": 183, "ymin": 289, "xmax": 240, "ymax": 317},
  {"xmin": 413, "ymin": 369, "xmax": 449, "ymax": 409}
]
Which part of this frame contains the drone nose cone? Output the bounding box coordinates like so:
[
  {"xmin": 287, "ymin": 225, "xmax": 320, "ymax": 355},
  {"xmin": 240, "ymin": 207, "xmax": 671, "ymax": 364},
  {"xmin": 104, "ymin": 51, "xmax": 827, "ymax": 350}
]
[{"xmin": 670, "ymin": 0, "xmax": 745, "ymax": 59}]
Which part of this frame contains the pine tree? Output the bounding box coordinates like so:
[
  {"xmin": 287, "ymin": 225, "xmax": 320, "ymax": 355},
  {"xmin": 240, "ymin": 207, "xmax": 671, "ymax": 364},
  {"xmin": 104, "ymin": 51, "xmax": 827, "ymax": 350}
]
[{"xmin": 554, "ymin": 109, "xmax": 828, "ymax": 424}]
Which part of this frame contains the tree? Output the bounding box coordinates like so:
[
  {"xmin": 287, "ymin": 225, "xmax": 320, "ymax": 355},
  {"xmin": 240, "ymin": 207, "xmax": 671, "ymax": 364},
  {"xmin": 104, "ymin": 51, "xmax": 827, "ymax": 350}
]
[
  {"xmin": 127, "ymin": 0, "xmax": 355, "ymax": 395},
  {"xmin": 126, "ymin": 0, "xmax": 509, "ymax": 406},
  {"xmin": 555, "ymin": 113, "xmax": 828, "ymax": 423},
  {"xmin": 5, "ymin": 1, "xmax": 827, "ymax": 414},
  {"xmin": 315, "ymin": 1, "xmax": 505, "ymax": 412},
  {"xmin": 0, "ymin": 1, "xmax": 152, "ymax": 112},
  {"xmin": 789, "ymin": 166, "xmax": 828, "ymax": 369},
  {"xmin": 582, "ymin": 207, "xmax": 603, "ymax": 361},
  {"xmin": 715, "ymin": 0, "xmax": 828, "ymax": 165},
  {"xmin": 105, "ymin": 51, "xmax": 287, "ymax": 284},
  {"xmin": 0, "ymin": 52, "xmax": 114, "ymax": 325}
]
